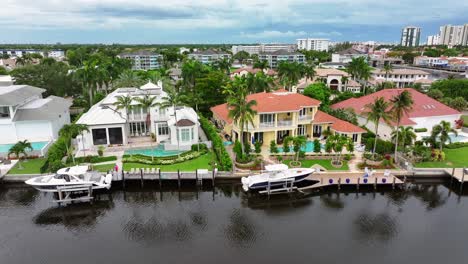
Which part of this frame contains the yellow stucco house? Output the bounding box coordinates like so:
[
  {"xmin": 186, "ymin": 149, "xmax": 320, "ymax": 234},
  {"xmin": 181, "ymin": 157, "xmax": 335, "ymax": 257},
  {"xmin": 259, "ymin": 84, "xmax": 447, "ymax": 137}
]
[{"xmin": 210, "ymin": 90, "xmax": 365, "ymax": 149}]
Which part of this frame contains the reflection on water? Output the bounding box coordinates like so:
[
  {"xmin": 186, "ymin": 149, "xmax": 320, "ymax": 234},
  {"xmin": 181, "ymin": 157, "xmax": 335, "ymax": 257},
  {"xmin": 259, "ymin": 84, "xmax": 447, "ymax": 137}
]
[
  {"xmin": 1, "ymin": 181, "xmax": 468, "ymax": 264},
  {"xmin": 34, "ymin": 200, "xmax": 114, "ymax": 231}
]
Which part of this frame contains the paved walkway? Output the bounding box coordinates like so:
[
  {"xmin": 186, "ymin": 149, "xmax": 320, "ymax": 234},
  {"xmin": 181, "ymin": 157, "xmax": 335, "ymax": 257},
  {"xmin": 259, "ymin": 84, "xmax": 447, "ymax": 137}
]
[{"xmin": 348, "ymin": 152, "xmax": 363, "ymax": 172}]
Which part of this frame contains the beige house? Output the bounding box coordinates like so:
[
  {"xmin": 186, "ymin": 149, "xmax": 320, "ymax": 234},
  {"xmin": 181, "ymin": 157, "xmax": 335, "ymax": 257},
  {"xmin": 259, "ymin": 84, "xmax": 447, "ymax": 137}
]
[{"xmin": 211, "ymin": 90, "xmax": 365, "ymax": 149}]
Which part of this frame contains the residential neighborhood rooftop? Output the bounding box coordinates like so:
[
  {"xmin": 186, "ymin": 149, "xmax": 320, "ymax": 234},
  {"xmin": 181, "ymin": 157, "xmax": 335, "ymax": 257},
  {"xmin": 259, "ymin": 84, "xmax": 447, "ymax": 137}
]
[
  {"xmin": 0, "ymin": 85, "xmax": 46, "ymax": 106},
  {"xmin": 372, "ymin": 68, "xmax": 430, "ymax": 75},
  {"xmin": 314, "ymin": 110, "xmax": 366, "ymax": 133},
  {"xmin": 315, "ymin": 68, "xmax": 350, "ymax": 77},
  {"xmin": 331, "ymin": 88, "xmax": 461, "ymax": 125},
  {"xmin": 13, "ymin": 96, "xmax": 72, "ymax": 122}
]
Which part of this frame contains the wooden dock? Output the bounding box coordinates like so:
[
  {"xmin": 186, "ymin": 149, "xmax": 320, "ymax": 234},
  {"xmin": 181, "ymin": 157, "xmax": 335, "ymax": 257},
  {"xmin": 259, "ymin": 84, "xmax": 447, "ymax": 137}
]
[
  {"xmin": 298, "ymin": 172, "xmax": 404, "ymax": 191},
  {"xmin": 444, "ymin": 168, "xmax": 468, "ymax": 183}
]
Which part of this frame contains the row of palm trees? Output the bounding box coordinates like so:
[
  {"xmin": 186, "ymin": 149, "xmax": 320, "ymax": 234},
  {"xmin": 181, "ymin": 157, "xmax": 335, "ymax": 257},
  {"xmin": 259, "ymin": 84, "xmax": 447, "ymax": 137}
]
[
  {"xmin": 113, "ymin": 88, "xmax": 187, "ymax": 152},
  {"xmin": 364, "ymin": 90, "xmax": 414, "ymax": 160},
  {"xmin": 277, "ymin": 61, "xmax": 316, "ymax": 91}
]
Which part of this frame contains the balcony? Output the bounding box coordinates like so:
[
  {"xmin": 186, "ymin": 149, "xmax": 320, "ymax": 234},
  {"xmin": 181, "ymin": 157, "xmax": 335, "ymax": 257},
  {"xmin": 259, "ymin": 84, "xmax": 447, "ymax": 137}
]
[
  {"xmin": 259, "ymin": 122, "xmax": 275, "ymax": 128},
  {"xmin": 277, "ymin": 120, "xmax": 293, "ymax": 127},
  {"xmin": 298, "ymin": 115, "xmax": 313, "ymax": 122}
]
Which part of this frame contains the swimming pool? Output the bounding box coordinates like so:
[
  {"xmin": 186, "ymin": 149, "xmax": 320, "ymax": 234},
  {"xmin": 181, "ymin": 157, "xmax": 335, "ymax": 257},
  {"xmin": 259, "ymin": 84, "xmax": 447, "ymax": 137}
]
[
  {"xmin": 449, "ymin": 133, "xmax": 468, "ymax": 143},
  {"xmin": 276, "ymin": 141, "xmax": 324, "ymax": 153},
  {"xmin": 125, "ymin": 145, "xmax": 184, "ymax": 157},
  {"xmin": 0, "ymin": 141, "xmax": 49, "ymax": 153}
]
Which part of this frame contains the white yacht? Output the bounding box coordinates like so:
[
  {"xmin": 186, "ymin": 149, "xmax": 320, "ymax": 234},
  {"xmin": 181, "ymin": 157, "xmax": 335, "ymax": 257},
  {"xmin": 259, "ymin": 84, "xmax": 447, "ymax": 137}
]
[
  {"xmin": 25, "ymin": 166, "xmax": 113, "ymax": 193},
  {"xmin": 241, "ymin": 164, "xmax": 316, "ymax": 192}
]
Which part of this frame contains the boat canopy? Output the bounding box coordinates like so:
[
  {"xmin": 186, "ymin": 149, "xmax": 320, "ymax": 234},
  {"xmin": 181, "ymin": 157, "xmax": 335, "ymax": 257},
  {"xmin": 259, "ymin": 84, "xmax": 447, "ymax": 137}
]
[
  {"xmin": 57, "ymin": 166, "xmax": 90, "ymax": 176},
  {"xmin": 265, "ymin": 164, "xmax": 288, "ymax": 172}
]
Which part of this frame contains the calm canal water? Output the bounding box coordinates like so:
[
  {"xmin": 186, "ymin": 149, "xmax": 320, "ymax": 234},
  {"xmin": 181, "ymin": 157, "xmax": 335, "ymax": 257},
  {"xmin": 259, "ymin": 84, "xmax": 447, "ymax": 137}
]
[{"xmin": 1, "ymin": 181, "xmax": 468, "ymax": 264}]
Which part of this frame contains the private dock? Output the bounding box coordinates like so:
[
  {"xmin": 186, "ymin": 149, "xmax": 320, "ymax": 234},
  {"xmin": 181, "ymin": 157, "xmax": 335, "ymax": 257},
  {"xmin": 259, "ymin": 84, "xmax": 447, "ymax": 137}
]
[
  {"xmin": 299, "ymin": 172, "xmax": 404, "ymax": 191},
  {"xmin": 445, "ymin": 168, "xmax": 468, "ymax": 183}
]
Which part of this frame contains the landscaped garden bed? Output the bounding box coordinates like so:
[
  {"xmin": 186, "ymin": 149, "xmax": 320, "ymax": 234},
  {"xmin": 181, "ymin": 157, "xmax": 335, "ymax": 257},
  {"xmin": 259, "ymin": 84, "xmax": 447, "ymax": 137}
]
[
  {"xmin": 282, "ymin": 159, "xmax": 349, "ymax": 171},
  {"xmin": 8, "ymin": 158, "xmax": 46, "ymax": 175},
  {"xmin": 414, "ymin": 147, "xmax": 468, "ymax": 168},
  {"xmin": 123, "ymin": 152, "xmax": 214, "ymax": 172}
]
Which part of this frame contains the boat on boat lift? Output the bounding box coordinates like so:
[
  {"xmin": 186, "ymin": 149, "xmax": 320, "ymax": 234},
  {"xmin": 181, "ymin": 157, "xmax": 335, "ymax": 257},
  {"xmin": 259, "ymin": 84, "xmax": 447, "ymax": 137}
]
[
  {"xmin": 241, "ymin": 164, "xmax": 316, "ymax": 192},
  {"xmin": 25, "ymin": 165, "xmax": 113, "ymax": 193}
]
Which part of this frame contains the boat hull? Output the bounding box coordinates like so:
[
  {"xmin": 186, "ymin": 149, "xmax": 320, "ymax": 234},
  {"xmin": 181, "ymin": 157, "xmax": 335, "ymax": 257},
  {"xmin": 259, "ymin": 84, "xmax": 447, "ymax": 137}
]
[{"xmin": 247, "ymin": 173, "xmax": 310, "ymax": 191}]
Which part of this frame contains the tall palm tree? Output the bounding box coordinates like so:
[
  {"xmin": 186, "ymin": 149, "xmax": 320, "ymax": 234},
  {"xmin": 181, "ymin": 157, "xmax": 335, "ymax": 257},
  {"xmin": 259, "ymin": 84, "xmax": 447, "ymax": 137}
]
[
  {"xmin": 277, "ymin": 61, "xmax": 305, "ymax": 91},
  {"xmin": 74, "ymin": 60, "xmax": 99, "ymax": 107},
  {"xmin": 391, "ymin": 126, "xmax": 417, "ymax": 151},
  {"xmin": 383, "ymin": 64, "xmax": 393, "ymax": 82},
  {"xmin": 114, "ymin": 70, "xmax": 144, "ymax": 88},
  {"xmin": 390, "ymin": 90, "xmax": 413, "ymax": 160},
  {"xmin": 253, "ymin": 60, "xmax": 269, "ymax": 70},
  {"xmin": 303, "ymin": 64, "xmax": 316, "ymax": 83},
  {"xmin": 215, "ymin": 58, "xmax": 232, "ymax": 76},
  {"xmin": 245, "ymin": 72, "xmax": 274, "ymax": 94},
  {"xmin": 364, "ymin": 97, "xmax": 392, "ymax": 157},
  {"xmin": 114, "ymin": 95, "xmax": 134, "ymax": 139},
  {"xmin": 158, "ymin": 88, "xmax": 188, "ymax": 153},
  {"xmin": 431, "ymin": 121, "xmax": 457, "ymax": 152},
  {"xmin": 181, "ymin": 59, "xmax": 203, "ymax": 92},
  {"xmin": 134, "ymin": 94, "xmax": 158, "ymax": 131},
  {"xmin": 8, "ymin": 140, "xmax": 33, "ymax": 169},
  {"xmin": 227, "ymin": 77, "xmax": 257, "ymax": 156}
]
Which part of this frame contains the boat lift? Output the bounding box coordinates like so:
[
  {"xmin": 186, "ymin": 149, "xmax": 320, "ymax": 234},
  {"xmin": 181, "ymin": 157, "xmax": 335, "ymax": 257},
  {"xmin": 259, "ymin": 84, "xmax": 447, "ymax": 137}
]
[{"xmin": 54, "ymin": 184, "xmax": 95, "ymax": 205}]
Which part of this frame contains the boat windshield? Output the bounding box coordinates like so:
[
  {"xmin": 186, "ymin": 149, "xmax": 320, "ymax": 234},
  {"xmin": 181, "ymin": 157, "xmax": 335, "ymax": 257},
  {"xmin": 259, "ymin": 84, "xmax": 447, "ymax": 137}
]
[{"xmin": 54, "ymin": 174, "xmax": 71, "ymax": 182}]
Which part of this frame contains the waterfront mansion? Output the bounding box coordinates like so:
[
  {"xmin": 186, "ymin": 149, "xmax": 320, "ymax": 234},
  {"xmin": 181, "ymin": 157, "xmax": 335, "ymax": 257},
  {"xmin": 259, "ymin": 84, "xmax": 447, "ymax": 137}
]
[
  {"xmin": 77, "ymin": 81, "xmax": 199, "ymax": 152},
  {"xmin": 211, "ymin": 90, "xmax": 365, "ymax": 147}
]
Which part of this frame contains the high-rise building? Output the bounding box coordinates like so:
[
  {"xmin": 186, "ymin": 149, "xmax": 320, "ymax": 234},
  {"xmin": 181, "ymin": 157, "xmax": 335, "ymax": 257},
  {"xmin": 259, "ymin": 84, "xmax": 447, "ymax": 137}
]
[
  {"xmin": 231, "ymin": 44, "xmax": 296, "ymax": 55},
  {"xmin": 400, "ymin": 26, "xmax": 421, "ymax": 47},
  {"xmin": 440, "ymin": 24, "xmax": 468, "ymax": 46},
  {"xmin": 426, "ymin": 35, "xmax": 440, "ymax": 45},
  {"xmin": 296, "ymin": 38, "xmax": 330, "ymax": 51},
  {"xmin": 118, "ymin": 50, "xmax": 163, "ymax": 70}
]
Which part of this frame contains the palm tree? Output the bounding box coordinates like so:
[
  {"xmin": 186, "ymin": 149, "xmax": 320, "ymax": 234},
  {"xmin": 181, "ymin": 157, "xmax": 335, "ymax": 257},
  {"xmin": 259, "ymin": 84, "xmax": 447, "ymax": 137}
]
[
  {"xmin": 114, "ymin": 70, "xmax": 144, "ymax": 88},
  {"xmin": 114, "ymin": 95, "xmax": 134, "ymax": 140},
  {"xmin": 383, "ymin": 64, "xmax": 393, "ymax": 82},
  {"xmin": 215, "ymin": 58, "xmax": 232, "ymax": 76},
  {"xmin": 303, "ymin": 64, "xmax": 316, "ymax": 83},
  {"xmin": 8, "ymin": 140, "xmax": 33, "ymax": 169},
  {"xmin": 245, "ymin": 72, "xmax": 274, "ymax": 94},
  {"xmin": 74, "ymin": 60, "xmax": 100, "ymax": 107},
  {"xmin": 181, "ymin": 59, "xmax": 203, "ymax": 92},
  {"xmin": 431, "ymin": 121, "xmax": 457, "ymax": 152},
  {"xmin": 292, "ymin": 136, "xmax": 307, "ymax": 162},
  {"xmin": 277, "ymin": 61, "xmax": 305, "ymax": 91},
  {"xmin": 253, "ymin": 60, "xmax": 269, "ymax": 70},
  {"xmin": 347, "ymin": 57, "xmax": 372, "ymax": 93},
  {"xmin": 134, "ymin": 94, "xmax": 158, "ymax": 132},
  {"xmin": 158, "ymin": 88, "xmax": 189, "ymax": 153},
  {"xmin": 390, "ymin": 90, "xmax": 413, "ymax": 160},
  {"xmin": 227, "ymin": 77, "xmax": 258, "ymax": 156},
  {"xmin": 364, "ymin": 97, "xmax": 392, "ymax": 157},
  {"xmin": 391, "ymin": 126, "xmax": 417, "ymax": 151}
]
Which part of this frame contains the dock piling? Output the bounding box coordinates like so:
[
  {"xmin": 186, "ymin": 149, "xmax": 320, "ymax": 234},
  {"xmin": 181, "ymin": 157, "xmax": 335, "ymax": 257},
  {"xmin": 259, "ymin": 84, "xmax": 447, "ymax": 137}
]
[
  {"xmin": 140, "ymin": 169, "xmax": 144, "ymax": 188},
  {"xmin": 338, "ymin": 178, "xmax": 341, "ymax": 190},
  {"xmin": 374, "ymin": 177, "xmax": 377, "ymax": 190},
  {"xmin": 357, "ymin": 178, "xmax": 360, "ymax": 190},
  {"xmin": 177, "ymin": 169, "xmax": 181, "ymax": 189},
  {"xmin": 122, "ymin": 171, "xmax": 126, "ymax": 189},
  {"xmin": 392, "ymin": 176, "xmax": 396, "ymax": 189},
  {"xmin": 212, "ymin": 169, "xmax": 215, "ymax": 187},
  {"xmin": 158, "ymin": 169, "xmax": 162, "ymax": 189}
]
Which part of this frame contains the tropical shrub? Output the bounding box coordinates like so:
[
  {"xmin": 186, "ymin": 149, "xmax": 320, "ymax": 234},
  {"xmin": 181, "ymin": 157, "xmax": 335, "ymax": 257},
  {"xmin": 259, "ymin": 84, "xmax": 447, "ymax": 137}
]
[
  {"xmin": 199, "ymin": 115, "xmax": 233, "ymax": 171},
  {"xmin": 97, "ymin": 146, "xmax": 105, "ymax": 157},
  {"xmin": 313, "ymin": 139, "xmax": 321, "ymax": 153},
  {"xmin": 270, "ymin": 140, "xmax": 278, "ymax": 154},
  {"xmin": 431, "ymin": 149, "xmax": 445, "ymax": 161},
  {"xmin": 191, "ymin": 143, "xmax": 208, "ymax": 152},
  {"xmin": 244, "ymin": 141, "xmax": 252, "ymax": 156},
  {"xmin": 365, "ymin": 138, "xmax": 395, "ymax": 155},
  {"xmin": 283, "ymin": 136, "xmax": 292, "ymax": 153},
  {"xmin": 41, "ymin": 136, "xmax": 68, "ymax": 173},
  {"xmin": 123, "ymin": 151, "xmax": 206, "ymax": 165},
  {"xmin": 254, "ymin": 141, "xmax": 262, "ymax": 154},
  {"xmin": 233, "ymin": 140, "xmax": 242, "ymax": 158},
  {"xmin": 72, "ymin": 155, "xmax": 117, "ymax": 164}
]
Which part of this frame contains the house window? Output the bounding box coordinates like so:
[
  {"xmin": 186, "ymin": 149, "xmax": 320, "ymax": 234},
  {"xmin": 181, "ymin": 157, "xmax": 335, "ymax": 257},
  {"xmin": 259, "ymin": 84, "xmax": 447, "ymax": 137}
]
[
  {"xmin": 299, "ymin": 108, "xmax": 307, "ymax": 116},
  {"xmin": 92, "ymin": 128, "xmax": 107, "ymax": 145},
  {"xmin": 260, "ymin": 114, "xmax": 275, "ymax": 125},
  {"xmin": 180, "ymin": 128, "xmax": 191, "ymax": 142},
  {"xmin": 298, "ymin": 125, "xmax": 307, "ymax": 136},
  {"xmin": 253, "ymin": 132, "xmax": 264, "ymax": 143},
  {"xmin": 129, "ymin": 121, "xmax": 148, "ymax": 136},
  {"xmin": 191, "ymin": 128, "xmax": 194, "ymax": 140},
  {"xmin": 157, "ymin": 122, "xmax": 169, "ymax": 135},
  {"xmin": 313, "ymin": 125, "xmax": 322, "ymax": 137},
  {"xmin": 0, "ymin": 106, "xmax": 10, "ymax": 118},
  {"xmin": 108, "ymin": 127, "xmax": 123, "ymax": 145},
  {"xmin": 352, "ymin": 134, "xmax": 358, "ymax": 142}
]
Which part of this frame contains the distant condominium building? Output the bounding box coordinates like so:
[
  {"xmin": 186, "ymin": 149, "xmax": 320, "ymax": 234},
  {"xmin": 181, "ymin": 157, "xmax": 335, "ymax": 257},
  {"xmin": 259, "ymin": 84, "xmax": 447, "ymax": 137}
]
[
  {"xmin": 401, "ymin": 26, "xmax": 421, "ymax": 47},
  {"xmin": 296, "ymin": 38, "xmax": 329, "ymax": 51},
  {"xmin": 258, "ymin": 50, "xmax": 305, "ymax": 69},
  {"xmin": 0, "ymin": 49, "xmax": 65, "ymax": 59},
  {"xmin": 426, "ymin": 35, "xmax": 440, "ymax": 46},
  {"xmin": 231, "ymin": 44, "xmax": 296, "ymax": 55},
  {"xmin": 118, "ymin": 50, "xmax": 163, "ymax": 70},
  {"xmin": 331, "ymin": 48, "xmax": 367, "ymax": 64},
  {"xmin": 439, "ymin": 24, "xmax": 468, "ymax": 46},
  {"xmin": 188, "ymin": 49, "xmax": 231, "ymax": 64},
  {"xmin": 371, "ymin": 68, "xmax": 430, "ymax": 88}
]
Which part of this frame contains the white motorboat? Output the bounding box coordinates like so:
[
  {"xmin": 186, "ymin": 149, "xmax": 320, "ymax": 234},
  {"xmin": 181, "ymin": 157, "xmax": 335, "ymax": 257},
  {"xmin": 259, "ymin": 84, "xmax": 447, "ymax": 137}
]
[
  {"xmin": 25, "ymin": 166, "xmax": 113, "ymax": 193},
  {"xmin": 241, "ymin": 164, "xmax": 316, "ymax": 192}
]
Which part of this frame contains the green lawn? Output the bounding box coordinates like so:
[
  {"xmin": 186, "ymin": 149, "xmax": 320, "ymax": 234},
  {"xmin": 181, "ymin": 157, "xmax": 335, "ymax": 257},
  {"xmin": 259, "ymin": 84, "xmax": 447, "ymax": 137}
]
[
  {"xmin": 7, "ymin": 158, "xmax": 46, "ymax": 175},
  {"xmin": 123, "ymin": 152, "xmax": 214, "ymax": 172},
  {"xmin": 283, "ymin": 159, "xmax": 349, "ymax": 171},
  {"xmin": 462, "ymin": 115, "xmax": 468, "ymax": 127},
  {"xmin": 92, "ymin": 163, "xmax": 116, "ymax": 172},
  {"xmin": 415, "ymin": 147, "xmax": 468, "ymax": 168}
]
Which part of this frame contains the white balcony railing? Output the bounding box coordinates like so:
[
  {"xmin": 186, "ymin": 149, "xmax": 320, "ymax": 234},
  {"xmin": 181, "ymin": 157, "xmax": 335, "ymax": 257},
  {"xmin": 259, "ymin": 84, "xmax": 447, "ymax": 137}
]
[
  {"xmin": 298, "ymin": 115, "xmax": 313, "ymax": 121},
  {"xmin": 277, "ymin": 120, "xmax": 293, "ymax": 127},
  {"xmin": 259, "ymin": 122, "xmax": 275, "ymax": 128}
]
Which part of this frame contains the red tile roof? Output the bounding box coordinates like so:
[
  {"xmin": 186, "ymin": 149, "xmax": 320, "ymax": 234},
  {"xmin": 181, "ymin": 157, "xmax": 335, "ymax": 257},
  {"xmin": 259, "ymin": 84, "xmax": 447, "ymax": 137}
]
[
  {"xmin": 314, "ymin": 110, "xmax": 366, "ymax": 133},
  {"xmin": 331, "ymin": 88, "xmax": 460, "ymax": 126},
  {"xmin": 211, "ymin": 91, "xmax": 321, "ymax": 124},
  {"xmin": 231, "ymin": 68, "xmax": 277, "ymax": 76}
]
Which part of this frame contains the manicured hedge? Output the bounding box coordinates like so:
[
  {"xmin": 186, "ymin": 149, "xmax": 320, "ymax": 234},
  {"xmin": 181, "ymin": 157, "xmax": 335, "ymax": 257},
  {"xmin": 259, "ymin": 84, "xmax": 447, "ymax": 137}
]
[
  {"xmin": 123, "ymin": 151, "xmax": 206, "ymax": 165},
  {"xmin": 73, "ymin": 155, "xmax": 117, "ymax": 164},
  {"xmin": 40, "ymin": 136, "xmax": 68, "ymax": 173},
  {"xmin": 415, "ymin": 128, "xmax": 428, "ymax": 133},
  {"xmin": 445, "ymin": 142, "xmax": 468, "ymax": 149},
  {"xmin": 199, "ymin": 114, "xmax": 233, "ymax": 171},
  {"xmin": 365, "ymin": 138, "xmax": 395, "ymax": 155}
]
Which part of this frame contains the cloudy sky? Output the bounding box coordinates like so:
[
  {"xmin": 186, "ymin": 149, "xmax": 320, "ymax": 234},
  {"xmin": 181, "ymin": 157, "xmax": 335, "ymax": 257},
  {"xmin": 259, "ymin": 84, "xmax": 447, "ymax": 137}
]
[{"xmin": 2, "ymin": 0, "xmax": 467, "ymax": 44}]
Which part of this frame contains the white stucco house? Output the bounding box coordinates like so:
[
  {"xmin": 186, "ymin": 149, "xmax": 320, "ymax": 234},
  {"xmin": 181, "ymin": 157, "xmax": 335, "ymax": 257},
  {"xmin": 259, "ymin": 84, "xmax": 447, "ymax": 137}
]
[
  {"xmin": 0, "ymin": 84, "xmax": 71, "ymax": 155},
  {"xmin": 296, "ymin": 68, "xmax": 361, "ymax": 93},
  {"xmin": 370, "ymin": 69, "xmax": 430, "ymax": 88},
  {"xmin": 76, "ymin": 81, "xmax": 200, "ymax": 151},
  {"xmin": 331, "ymin": 88, "xmax": 461, "ymax": 141}
]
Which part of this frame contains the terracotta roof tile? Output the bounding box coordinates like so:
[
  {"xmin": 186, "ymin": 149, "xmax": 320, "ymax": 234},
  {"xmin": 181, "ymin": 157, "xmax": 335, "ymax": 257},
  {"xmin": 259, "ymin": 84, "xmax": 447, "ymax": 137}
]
[
  {"xmin": 331, "ymin": 88, "xmax": 460, "ymax": 126},
  {"xmin": 314, "ymin": 110, "xmax": 366, "ymax": 133}
]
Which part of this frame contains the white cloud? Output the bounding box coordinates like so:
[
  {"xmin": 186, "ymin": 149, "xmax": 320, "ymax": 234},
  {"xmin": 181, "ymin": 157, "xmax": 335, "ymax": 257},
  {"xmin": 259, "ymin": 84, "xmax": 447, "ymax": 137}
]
[
  {"xmin": 1, "ymin": 0, "xmax": 467, "ymax": 32},
  {"xmin": 240, "ymin": 30, "xmax": 308, "ymax": 38}
]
